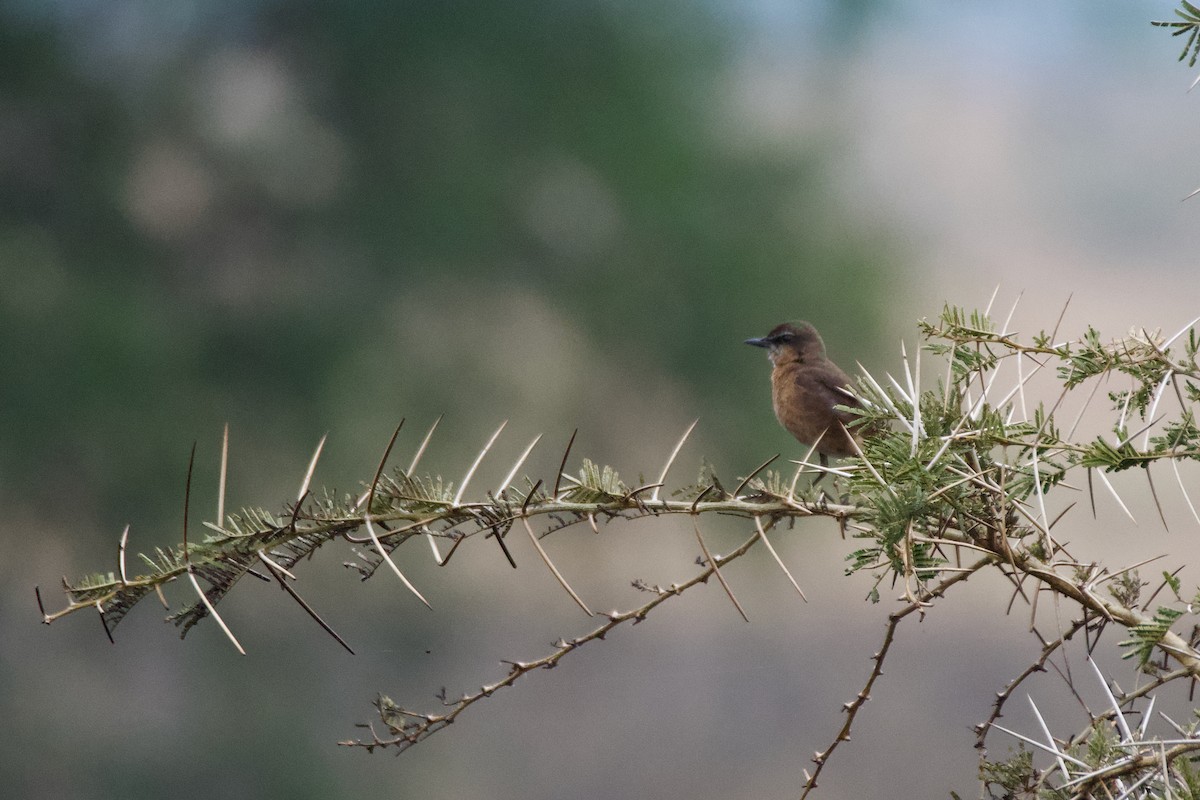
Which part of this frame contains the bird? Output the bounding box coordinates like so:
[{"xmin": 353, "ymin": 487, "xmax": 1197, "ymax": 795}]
[{"xmin": 744, "ymin": 321, "xmax": 868, "ymax": 468}]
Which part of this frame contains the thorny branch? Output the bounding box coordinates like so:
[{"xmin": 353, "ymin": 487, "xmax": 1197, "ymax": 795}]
[
  {"xmin": 41, "ymin": 301, "xmax": 1200, "ymax": 798},
  {"xmin": 799, "ymin": 557, "xmax": 991, "ymax": 799},
  {"xmin": 974, "ymin": 614, "xmax": 1094, "ymax": 754}
]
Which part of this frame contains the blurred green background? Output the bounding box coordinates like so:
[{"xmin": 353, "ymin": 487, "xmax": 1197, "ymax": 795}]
[{"xmin": 7, "ymin": 2, "xmax": 1200, "ymax": 798}]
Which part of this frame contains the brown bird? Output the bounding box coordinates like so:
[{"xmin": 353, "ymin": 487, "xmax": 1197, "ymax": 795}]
[{"xmin": 745, "ymin": 321, "xmax": 867, "ymax": 467}]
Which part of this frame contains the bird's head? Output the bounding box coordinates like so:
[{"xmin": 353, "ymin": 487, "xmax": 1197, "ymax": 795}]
[{"xmin": 744, "ymin": 321, "xmax": 827, "ymax": 366}]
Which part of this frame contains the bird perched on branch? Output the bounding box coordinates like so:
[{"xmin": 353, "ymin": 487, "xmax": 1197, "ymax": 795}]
[{"xmin": 744, "ymin": 321, "xmax": 869, "ymax": 468}]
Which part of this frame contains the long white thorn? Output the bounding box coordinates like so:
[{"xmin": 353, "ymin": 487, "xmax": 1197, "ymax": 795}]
[
  {"xmin": 1015, "ymin": 351, "xmax": 1028, "ymax": 422},
  {"xmin": 1158, "ymin": 710, "xmax": 1189, "ymax": 738},
  {"xmin": 913, "ymin": 338, "xmax": 922, "ymax": 442},
  {"xmin": 1070, "ymin": 767, "xmax": 1154, "ymax": 795},
  {"xmin": 496, "ymin": 434, "xmax": 543, "ymax": 498},
  {"xmin": 364, "ymin": 516, "xmax": 431, "ymax": 609},
  {"xmin": 1138, "ymin": 695, "xmax": 1155, "ymax": 739},
  {"xmin": 984, "ymin": 284, "xmax": 1000, "ymax": 318},
  {"xmin": 1162, "ymin": 314, "xmax": 1200, "ymax": 349},
  {"xmin": 787, "ymin": 458, "xmax": 854, "ymax": 480},
  {"xmin": 1116, "ymin": 415, "xmax": 1166, "ymax": 449},
  {"xmin": 424, "ymin": 530, "xmax": 445, "ymax": 566},
  {"xmin": 1171, "ymin": 457, "xmax": 1200, "ymax": 527},
  {"xmin": 257, "ymin": 548, "xmax": 297, "ymax": 581},
  {"xmin": 299, "ymin": 433, "xmax": 328, "ymax": 502},
  {"xmin": 692, "ymin": 517, "xmax": 748, "ymax": 622},
  {"xmin": 980, "ymin": 345, "xmax": 1008, "ymax": 407},
  {"xmin": 1088, "ymin": 657, "xmax": 1133, "ymax": 742},
  {"xmin": 788, "ymin": 431, "xmax": 827, "ymax": 498},
  {"xmin": 885, "ymin": 372, "xmax": 913, "ymax": 405},
  {"xmin": 900, "ymin": 339, "xmax": 921, "ymax": 454},
  {"xmin": 1029, "ymin": 449, "xmax": 1053, "ymax": 550},
  {"xmin": 187, "ymin": 570, "xmax": 246, "ymax": 655},
  {"xmin": 652, "ymin": 419, "xmax": 698, "ymax": 503},
  {"xmin": 1066, "ymin": 373, "xmax": 1106, "ymax": 440},
  {"xmin": 841, "ymin": 420, "xmax": 893, "ymax": 495},
  {"xmin": 988, "ymin": 723, "xmax": 1089, "ymax": 768},
  {"xmin": 1027, "ymin": 696, "xmax": 1071, "ymax": 780},
  {"xmin": 999, "ymin": 291, "xmax": 1022, "ymax": 338},
  {"xmin": 454, "ymin": 420, "xmax": 507, "ymax": 507},
  {"xmin": 118, "ymin": 525, "xmax": 130, "ymax": 584},
  {"xmin": 857, "ymin": 362, "xmax": 912, "ymax": 433},
  {"xmin": 1142, "ymin": 372, "xmax": 1173, "ymax": 450},
  {"xmin": 407, "ymin": 414, "xmax": 443, "ymax": 476},
  {"xmin": 408, "ymin": 416, "xmax": 446, "ymax": 565},
  {"xmin": 218, "ymin": 423, "xmax": 230, "ymax": 525},
  {"xmin": 754, "ymin": 517, "xmax": 806, "ymax": 601},
  {"xmin": 521, "ymin": 514, "xmax": 592, "ymax": 616},
  {"xmin": 1095, "ymin": 468, "xmax": 1137, "ymax": 525}
]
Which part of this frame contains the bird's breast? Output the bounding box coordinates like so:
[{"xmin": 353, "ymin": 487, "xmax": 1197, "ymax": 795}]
[{"xmin": 769, "ymin": 362, "xmax": 859, "ymax": 456}]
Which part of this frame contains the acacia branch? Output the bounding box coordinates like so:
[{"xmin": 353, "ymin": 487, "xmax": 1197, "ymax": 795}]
[
  {"xmin": 40, "ymin": 302, "xmax": 1200, "ymax": 800},
  {"xmin": 799, "ymin": 557, "xmax": 991, "ymax": 799}
]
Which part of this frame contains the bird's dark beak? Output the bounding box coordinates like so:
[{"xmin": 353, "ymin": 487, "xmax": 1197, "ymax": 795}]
[{"xmin": 744, "ymin": 337, "xmax": 771, "ymax": 348}]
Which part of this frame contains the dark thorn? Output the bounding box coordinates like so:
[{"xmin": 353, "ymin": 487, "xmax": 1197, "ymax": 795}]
[
  {"xmin": 733, "ymin": 453, "xmax": 780, "ymax": 497},
  {"xmin": 490, "ymin": 526, "xmax": 518, "ymax": 569},
  {"xmin": 35, "ymin": 585, "xmax": 47, "ymax": 621},
  {"xmin": 1146, "ymin": 468, "xmax": 1170, "ymax": 532},
  {"xmin": 291, "ymin": 489, "xmax": 312, "ymax": 527},
  {"xmin": 1087, "ymin": 468, "xmax": 1096, "ymax": 519},
  {"xmin": 812, "ymin": 453, "xmax": 830, "ymax": 487},
  {"xmin": 183, "ymin": 442, "xmax": 197, "ymax": 562},
  {"xmin": 97, "ymin": 603, "xmax": 115, "ymax": 644},
  {"xmin": 438, "ymin": 533, "xmax": 467, "ymax": 566},
  {"xmin": 265, "ymin": 559, "xmax": 355, "ymax": 654},
  {"xmin": 366, "ymin": 419, "xmax": 406, "ymax": 517},
  {"xmin": 522, "ymin": 479, "xmax": 544, "ymax": 517},
  {"xmin": 552, "ymin": 428, "xmax": 578, "ymax": 499},
  {"xmin": 1048, "ymin": 502, "xmax": 1076, "ymax": 531},
  {"xmin": 622, "ymin": 483, "xmax": 662, "ymax": 502}
]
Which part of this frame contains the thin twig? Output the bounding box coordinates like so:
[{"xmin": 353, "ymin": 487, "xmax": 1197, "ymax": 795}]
[{"xmin": 800, "ymin": 560, "xmax": 988, "ymax": 799}]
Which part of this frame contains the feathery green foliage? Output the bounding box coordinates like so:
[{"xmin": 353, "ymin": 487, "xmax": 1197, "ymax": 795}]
[{"xmin": 1154, "ymin": 1, "xmax": 1200, "ymax": 67}]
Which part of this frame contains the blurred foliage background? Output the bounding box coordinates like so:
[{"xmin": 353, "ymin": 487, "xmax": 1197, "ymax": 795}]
[{"xmin": 6, "ymin": 2, "xmax": 1200, "ymax": 799}]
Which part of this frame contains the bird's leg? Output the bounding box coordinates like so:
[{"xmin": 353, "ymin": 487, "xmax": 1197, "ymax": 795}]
[{"xmin": 811, "ymin": 452, "xmax": 830, "ymax": 487}]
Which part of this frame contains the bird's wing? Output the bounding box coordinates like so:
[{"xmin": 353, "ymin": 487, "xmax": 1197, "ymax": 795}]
[{"xmin": 811, "ymin": 368, "xmax": 861, "ymax": 425}]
